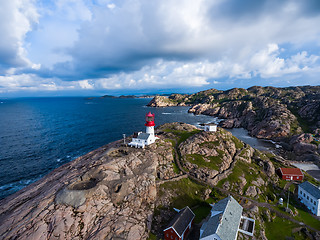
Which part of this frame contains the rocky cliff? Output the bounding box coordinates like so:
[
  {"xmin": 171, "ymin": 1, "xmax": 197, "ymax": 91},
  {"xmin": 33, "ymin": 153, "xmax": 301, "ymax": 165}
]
[
  {"xmin": 148, "ymin": 86, "xmax": 320, "ymax": 161},
  {"xmin": 0, "ymin": 141, "xmax": 159, "ymax": 240},
  {"xmin": 0, "ymin": 122, "xmax": 319, "ymax": 239}
]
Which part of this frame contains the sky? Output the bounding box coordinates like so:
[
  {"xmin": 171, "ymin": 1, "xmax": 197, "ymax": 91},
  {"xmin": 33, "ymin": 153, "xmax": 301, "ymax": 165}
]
[{"xmin": 0, "ymin": 0, "xmax": 320, "ymax": 97}]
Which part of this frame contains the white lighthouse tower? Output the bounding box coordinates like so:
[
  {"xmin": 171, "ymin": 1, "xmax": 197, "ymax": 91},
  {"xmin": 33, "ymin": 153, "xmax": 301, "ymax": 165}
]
[
  {"xmin": 145, "ymin": 112, "xmax": 155, "ymax": 137},
  {"xmin": 128, "ymin": 112, "xmax": 158, "ymax": 148}
]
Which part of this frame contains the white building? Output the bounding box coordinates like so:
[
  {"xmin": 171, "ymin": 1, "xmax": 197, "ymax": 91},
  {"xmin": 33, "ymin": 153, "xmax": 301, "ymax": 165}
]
[
  {"xmin": 200, "ymin": 195, "xmax": 255, "ymax": 240},
  {"xmin": 298, "ymin": 181, "xmax": 320, "ymax": 216},
  {"xmin": 128, "ymin": 112, "xmax": 158, "ymax": 148},
  {"xmin": 128, "ymin": 132, "xmax": 156, "ymax": 148},
  {"xmin": 204, "ymin": 124, "xmax": 217, "ymax": 132}
]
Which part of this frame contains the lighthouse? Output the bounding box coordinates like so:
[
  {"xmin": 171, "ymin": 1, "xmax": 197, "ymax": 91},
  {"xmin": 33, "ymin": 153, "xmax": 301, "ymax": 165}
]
[
  {"xmin": 128, "ymin": 112, "xmax": 158, "ymax": 148},
  {"xmin": 145, "ymin": 112, "xmax": 155, "ymax": 137}
]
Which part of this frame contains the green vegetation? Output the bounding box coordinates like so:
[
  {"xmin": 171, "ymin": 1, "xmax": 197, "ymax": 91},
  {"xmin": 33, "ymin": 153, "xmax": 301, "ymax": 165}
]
[
  {"xmin": 185, "ymin": 93, "xmax": 206, "ymax": 104},
  {"xmin": 159, "ymin": 178, "xmax": 207, "ymax": 208},
  {"xmin": 238, "ymin": 146, "xmax": 251, "ymax": 158},
  {"xmin": 159, "ymin": 178, "xmax": 212, "ymax": 224},
  {"xmin": 147, "ymin": 232, "xmax": 158, "ymax": 240},
  {"xmin": 199, "ymin": 141, "xmax": 220, "ymax": 148},
  {"xmin": 288, "ymin": 107, "xmax": 312, "ymax": 133},
  {"xmin": 163, "ymin": 128, "xmax": 200, "ymax": 146},
  {"xmin": 192, "ymin": 203, "xmax": 211, "ymax": 224},
  {"xmin": 172, "ymin": 161, "xmax": 180, "ymax": 174},
  {"xmin": 265, "ymin": 217, "xmax": 304, "ymax": 239},
  {"xmin": 216, "ymin": 160, "xmax": 263, "ymax": 193},
  {"xmin": 177, "ymin": 130, "xmax": 200, "ymax": 145},
  {"xmin": 186, "ymin": 150, "xmax": 224, "ymax": 171},
  {"xmin": 231, "ymin": 136, "xmax": 244, "ymax": 148},
  {"xmin": 304, "ymin": 172, "xmax": 320, "ymax": 186}
]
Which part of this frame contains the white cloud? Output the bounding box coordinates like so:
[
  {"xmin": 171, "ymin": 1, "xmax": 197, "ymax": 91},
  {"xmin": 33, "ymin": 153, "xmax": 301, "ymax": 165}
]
[
  {"xmin": 0, "ymin": 73, "xmax": 76, "ymax": 93},
  {"xmin": 0, "ymin": 0, "xmax": 39, "ymax": 71},
  {"xmin": 79, "ymin": 80, "xmax": 94, "ymax": 89},
  {"xmin": 107, "ymin": 3, "xmax": 116, "ymax": 9},
  {"xmin": 1, "ymin": 0, "xmax": 320, "ymax": 95}
]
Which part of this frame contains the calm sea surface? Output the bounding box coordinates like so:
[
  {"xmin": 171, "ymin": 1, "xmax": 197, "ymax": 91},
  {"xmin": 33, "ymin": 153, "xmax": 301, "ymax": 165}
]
[
  {"xmin": 0, "ymin": 97, "xmax": 214, "ymax": 199},
  {"xmin": 0, "ymin": 97, "xmax": 273, "ymax": 199}
]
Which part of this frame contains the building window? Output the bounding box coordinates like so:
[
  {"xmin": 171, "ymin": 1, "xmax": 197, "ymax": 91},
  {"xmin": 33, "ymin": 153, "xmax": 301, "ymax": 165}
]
[
  {"xmin": 307, "ymin": 196, "xmax": 309, "ymax": 200},
  {"xmin": 315, "ymin": 202, "xmax": 317, "ymax": 206},
  {"xmin": 300, "ymin": 190, "xmax": 302, "ymax": 194},
  {"xmin": 166, "ymin": 233, "xmax": 169, "ymax": 237},
  {"xmin": 304, "ymin": 193, "xmax": 306, "ymax": 197}
]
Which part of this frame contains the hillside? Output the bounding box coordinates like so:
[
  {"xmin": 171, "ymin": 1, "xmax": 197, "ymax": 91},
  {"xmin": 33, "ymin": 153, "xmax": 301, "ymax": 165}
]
[
  {"xmin": 152, "ymin": 123, "xmax": 320, "ymax": 239},
  {"xmin": 148, "ymin": 86, "xmax": 320, "ymax": 162},
  {"xmin": 0, "ymin": 122, "xmax": 319, "ymax": 239}
]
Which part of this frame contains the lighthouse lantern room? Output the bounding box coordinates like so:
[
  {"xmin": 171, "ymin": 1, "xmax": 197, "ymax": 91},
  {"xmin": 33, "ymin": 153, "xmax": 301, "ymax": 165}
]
[
  {"xmin": 145, "ymin": 112, "xmax": 155, "ymax": 137},
  {"xmin": 128, "ymin": 112, "xmax": 158, "ymax": 148}
]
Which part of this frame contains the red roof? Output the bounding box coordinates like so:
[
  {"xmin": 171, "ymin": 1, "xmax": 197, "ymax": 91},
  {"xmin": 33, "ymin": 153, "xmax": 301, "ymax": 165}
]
[
  {"xmin": 146, "ymin": 112, "xmax": 154, "ymax": 117},
  {"xmin": 280, "ymin": 168, "xmax": 303, "ymax": 176}
]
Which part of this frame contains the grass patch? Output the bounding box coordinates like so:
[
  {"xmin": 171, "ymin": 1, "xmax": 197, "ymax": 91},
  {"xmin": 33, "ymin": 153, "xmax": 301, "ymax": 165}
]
[
  {"xmin": 265, "ymin": 217, "xmax": 301, "ymax": 239},
  {"xmin": 159, "ymin": 178, "xmax": 207, "ymax": 209},
  {"xmin": 303, "ymin": 172, "xmax": 320, "ymax": 186},
  {"xmin": 164, "ymin": 138, "xmax": 176, "ymax": 147},
  {"xmin": 177, "ymin": 130, "xmax": 201, "ymax": 145},
  {"xmin": 216, "ymin": 160, "xmax": 260, "ymax": 191},
  {"xmin": 172, "ymin": 161, "xmax": 180, "ymax": 174},
  {"xmin": 294, "ymin": 207, "xmax": 320, "ymax": 230},
  {"xmin": 186, "ymin": 151, "xmax": 223, "ymax": 171},
  {"xmin": 200, "ymin": 141, "xmax": 220, "ymax": 149},
  {"xmin": 147, "ymin": 232, "xmax": 157, "ymax": 240},
  {"xmin": 232, "ymin": 136, "xmax": 244, "ymax": 149},
  {"xmin": 273, "ymin": 198, "xmax": 320, "ymax": 231},
  {"xmin": 163, "ymin": 128, "xmax": 201, "ymax": 146},
  {"xmin": 192, "ymin": 203, "xmax": 211, "ymax": 224}
]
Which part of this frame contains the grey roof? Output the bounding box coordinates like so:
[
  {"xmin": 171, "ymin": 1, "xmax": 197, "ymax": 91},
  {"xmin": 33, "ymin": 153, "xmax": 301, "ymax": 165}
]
[
  {"xmin": 136, "ymin": 133, "xmax": 151, "ymax": 140},
  {"xmin": 200, "ymin": 195, "xmax": 243, "ymax": 240},
  {"xmin": 299, "ymin": 181, "xmax": 320, "ymax": 199},
  {"xmin": 165, "ymin": 206, "xmax": 195, "ymax": 237}
]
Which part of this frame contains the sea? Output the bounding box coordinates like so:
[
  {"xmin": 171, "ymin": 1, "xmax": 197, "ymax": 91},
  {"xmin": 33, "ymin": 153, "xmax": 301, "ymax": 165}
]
[{"xmin": 0, "ymin": 97, "xmax": 274, "ymax": 200}]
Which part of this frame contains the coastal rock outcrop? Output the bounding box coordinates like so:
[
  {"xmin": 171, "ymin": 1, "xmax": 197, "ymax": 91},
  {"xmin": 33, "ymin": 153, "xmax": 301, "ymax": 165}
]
[
  {"xmin": 148, "ymin": 86, "xmax": 320, "ymax": 139},
  {"xmin": 0, "ymin": 141, "xmax": 159, "ymax": 240},
  {"xmin": 147, "ymin": 96, "xmax": 179, "ymax": 107},
  {"xmin": 148, "ymin": 86, "xmax": 320, "ymax": 160},
  {"xmin": 1, "ymin": 121, "xmax": 316, "ymax": 240}
]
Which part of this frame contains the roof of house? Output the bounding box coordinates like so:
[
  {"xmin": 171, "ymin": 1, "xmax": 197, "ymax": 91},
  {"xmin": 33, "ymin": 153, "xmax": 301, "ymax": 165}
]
[
  {"xmin": 204, "ymin": 123, "xmax": 217, "ymax": 126},
  {"xmin": 280, "ymin": 168, "xmax": 303, "ymax": 176},
  {"xmin": 299, "ymin": 181, "xmax": 320, "ymax": 199},
  {"xmin": 164, "ymin": 206, "xmax": 195, "ymax": 237},
  {"xmin": 136, "ymin": 133, "xmax": 151, "ymax": 140},
  {"xmin": 200, "ymin": 195, "xmax": 243, "ymax": 240}
]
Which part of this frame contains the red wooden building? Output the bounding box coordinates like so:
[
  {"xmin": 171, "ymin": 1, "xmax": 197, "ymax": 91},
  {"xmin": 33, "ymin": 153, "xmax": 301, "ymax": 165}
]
[
  {"xmin": 278, "ymin": 168, "xmax": 304, "ymax": 181},
  {"xmin": 163, "ymin": 206, "xmax": 195, "ymax": 240}
]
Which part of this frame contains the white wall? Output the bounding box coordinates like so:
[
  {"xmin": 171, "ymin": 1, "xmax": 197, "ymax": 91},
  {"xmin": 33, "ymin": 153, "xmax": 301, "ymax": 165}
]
[{"xmin": 298, "ymin": 186, "xmax": 320, "ymax": 216}]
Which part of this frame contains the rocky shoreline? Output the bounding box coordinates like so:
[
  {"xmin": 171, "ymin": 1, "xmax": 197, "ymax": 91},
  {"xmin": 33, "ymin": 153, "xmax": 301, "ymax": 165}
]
[
  {"xmin": 147, "ymin": 86, "xmax": 320, "ymax": 163},
  {"xmin": 0, "ymin": 122, "xmax": 319, "ymax": 239},
  {"xmin": 0, "ymin": 140, "xmax": 158, "ymax": 239}
]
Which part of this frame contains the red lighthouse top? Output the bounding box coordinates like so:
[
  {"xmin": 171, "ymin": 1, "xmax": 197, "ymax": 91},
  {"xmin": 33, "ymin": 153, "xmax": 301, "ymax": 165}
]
[{"xmin": 145, "ymin": 112, "xmax": 155, "ymax": 127}]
